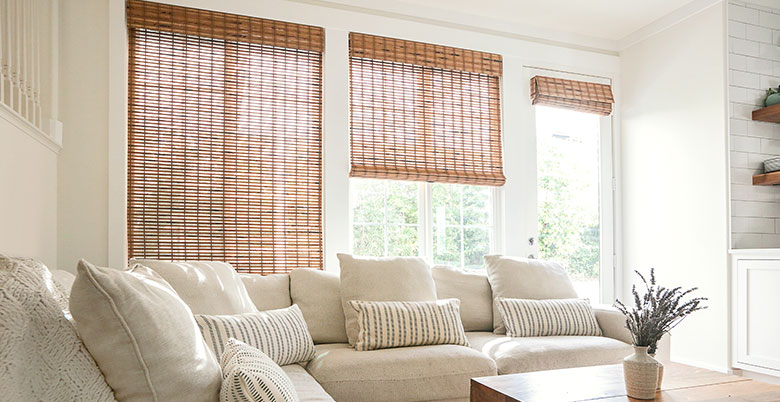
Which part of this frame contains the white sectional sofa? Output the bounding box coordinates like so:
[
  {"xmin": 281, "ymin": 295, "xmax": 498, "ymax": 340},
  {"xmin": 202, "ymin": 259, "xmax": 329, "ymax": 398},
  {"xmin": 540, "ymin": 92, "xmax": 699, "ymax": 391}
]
[{"xmin": 8, "ymin": 257, "xmax": 660, "ymax": 402}]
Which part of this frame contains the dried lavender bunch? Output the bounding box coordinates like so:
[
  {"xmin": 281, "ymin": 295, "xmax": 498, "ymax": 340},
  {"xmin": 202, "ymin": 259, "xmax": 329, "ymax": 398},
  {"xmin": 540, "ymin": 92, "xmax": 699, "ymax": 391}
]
[{"xmin": 615, "ymin": 268, "xmax": 707, "ymax": 354}]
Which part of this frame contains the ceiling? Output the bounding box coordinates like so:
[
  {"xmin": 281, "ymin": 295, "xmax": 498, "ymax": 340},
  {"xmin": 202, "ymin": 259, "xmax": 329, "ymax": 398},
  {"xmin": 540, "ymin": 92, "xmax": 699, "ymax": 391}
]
[
  {"xmin": 390, "ymin": 0, "xmax": 700, "ymax": 41},
  {"xmin": 311, "ymin": 0, "xmax": 720, "ymax": 52}
]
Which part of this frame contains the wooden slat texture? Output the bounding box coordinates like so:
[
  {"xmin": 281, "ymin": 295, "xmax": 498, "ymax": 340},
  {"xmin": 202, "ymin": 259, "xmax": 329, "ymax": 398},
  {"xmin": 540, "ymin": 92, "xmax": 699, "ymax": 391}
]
[
  {"xmin": 530, "ymin": 75, "xmax": 614, "ymax": 116},
  {"xmin": 349, "ymin": 33, "xmax": 505, "ymax": 186},
  {"xmin": 126, "ymin": 0, "xmax": 324, "ymax": 274}
]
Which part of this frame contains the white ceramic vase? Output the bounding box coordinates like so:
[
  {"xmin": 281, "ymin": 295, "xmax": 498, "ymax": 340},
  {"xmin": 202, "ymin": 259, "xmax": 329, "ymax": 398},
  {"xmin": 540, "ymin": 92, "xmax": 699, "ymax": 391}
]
[{"xmin": 623, "ymin": 346, "xmax": 659, "ymax": 400}]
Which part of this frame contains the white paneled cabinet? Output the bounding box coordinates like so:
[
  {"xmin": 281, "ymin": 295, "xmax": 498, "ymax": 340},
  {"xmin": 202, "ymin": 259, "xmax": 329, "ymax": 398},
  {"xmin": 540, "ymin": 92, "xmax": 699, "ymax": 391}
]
[{"xmin": 731, "ymin": 250, "xmax": 780, "ymax": 377}]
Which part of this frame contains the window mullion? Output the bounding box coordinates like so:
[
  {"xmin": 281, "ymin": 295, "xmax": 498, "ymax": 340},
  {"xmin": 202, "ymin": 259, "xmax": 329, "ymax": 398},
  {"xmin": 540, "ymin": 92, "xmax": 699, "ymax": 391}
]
[{"xmin": 420, "ymin": 182, "xmax": 433, "ymax": 262}]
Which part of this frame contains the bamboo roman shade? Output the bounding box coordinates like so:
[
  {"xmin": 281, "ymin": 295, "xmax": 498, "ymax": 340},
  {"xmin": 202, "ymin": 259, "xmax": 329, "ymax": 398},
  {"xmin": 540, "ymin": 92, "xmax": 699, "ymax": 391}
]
[
  {"xmin": 530, "ymin": 75, "xmax": 614, "ymax": 116},
  {"xmin": 349, "ymin": 33, "xmax": 505, "ymax": 186},
  {"xmin": 126, "ymin": 0, "xmax": 324, "ymax": 274}
]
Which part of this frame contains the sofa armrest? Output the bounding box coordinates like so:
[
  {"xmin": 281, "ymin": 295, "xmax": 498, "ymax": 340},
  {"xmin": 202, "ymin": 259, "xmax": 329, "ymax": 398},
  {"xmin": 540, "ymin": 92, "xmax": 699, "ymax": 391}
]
[{"xmin": 592, "ymin": 304, "xmax": 632, "ymax": 344}]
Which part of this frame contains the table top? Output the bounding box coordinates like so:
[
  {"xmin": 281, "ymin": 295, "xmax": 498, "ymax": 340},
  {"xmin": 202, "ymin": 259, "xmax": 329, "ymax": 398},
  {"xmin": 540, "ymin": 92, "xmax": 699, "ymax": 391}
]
[{"xmin": 470, "ymin": 362, "xmax": 780, "ymax": 402}]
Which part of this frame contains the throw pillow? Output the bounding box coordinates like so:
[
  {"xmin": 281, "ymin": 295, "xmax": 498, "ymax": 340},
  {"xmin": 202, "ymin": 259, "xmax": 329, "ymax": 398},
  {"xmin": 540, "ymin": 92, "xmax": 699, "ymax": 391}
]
[
  {"xmin": 348, "ymin": 299, "xmax": 469, "ymax": 351},
  {"xmin": 496, "ymin": 298, "xmax": 602, "ymax": 337},
  {"xmin": 484, "ymin": 255, "xmax": 578, "ymax": 334},
  {"xmin": 130, "ymin": 259, "xmax": 258, "ymax": 315},
  {"xmin": 219, "ymin": 338, "xmax": 299, "ymax": 402},
  {"xmin": 431, "ymin": 265, "xmax": 493, "ymax": 331},
  {"xmin": 289, "ymin": 268, "xmax": 347, "ymax": 343},
  {"xmin": 69, "ymin": 259, "xmax": 221, "ymax": 402},
  {"xmin": 195, "ymin": 304, "xmax": 315, "ymax": 366},
  {"xmin": 338, "ymin": 253, "xmax": 437, "ymax": 345}
]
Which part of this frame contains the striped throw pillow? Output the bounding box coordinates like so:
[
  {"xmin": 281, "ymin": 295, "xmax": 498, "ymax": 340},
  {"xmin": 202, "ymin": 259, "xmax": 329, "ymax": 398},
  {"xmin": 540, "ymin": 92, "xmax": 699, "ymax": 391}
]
[
  {"xmin": 496, "ymin": 298, "xmax": 602, "ymax": 337},
  {"xmin": 219, "ymin": 338, "xmax": 299, "ymax": 402},
  {"xmin": 195, "ymin": 304, "xmax": 315, "ymax": 366},
  {"xmin": 348, "ymin": 299, "xmax": 469, "ymax": 351}
]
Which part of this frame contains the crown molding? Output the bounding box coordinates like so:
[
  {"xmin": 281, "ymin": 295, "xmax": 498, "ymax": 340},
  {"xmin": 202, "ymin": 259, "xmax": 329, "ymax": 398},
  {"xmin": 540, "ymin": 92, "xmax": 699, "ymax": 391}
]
[{"xmin": 617, "ymin": 0, "xmax": 723, "ymax": 51}]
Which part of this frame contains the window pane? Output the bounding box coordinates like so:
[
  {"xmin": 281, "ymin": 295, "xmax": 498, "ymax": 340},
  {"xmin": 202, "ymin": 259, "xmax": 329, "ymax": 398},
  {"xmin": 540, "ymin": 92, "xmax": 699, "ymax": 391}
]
[
  {"xmin": 535, "ymin": 105, "xmax": 601, "ymax": 302},
  {"xmin": 432, "ymin": 183, "xmax": 493, "ymax": 269},
  {"xmin": 463, "ymin": 186, "xmax": 492, "ymax": 226},
  {"xmin": 432, "ymin": 183, "xmax": 461, "ymax": 225},
  {"xmin": 433, "ymin": 226, "xmax": 462, "ymax": 267},
  {"xmin": 350, "ymin": 178, "xmax": 420, "ymax": 257},
  {"xmin": 463, "ymin": 227, "xmax": 490, "ymax": 269}
]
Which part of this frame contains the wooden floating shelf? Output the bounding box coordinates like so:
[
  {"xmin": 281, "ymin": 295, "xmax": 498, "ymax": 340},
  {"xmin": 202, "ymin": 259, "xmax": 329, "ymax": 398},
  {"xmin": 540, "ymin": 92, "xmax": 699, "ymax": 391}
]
[
  {"xmin": 753, "ymin": 171, "xmax": 780, "ymax": 185},
  {"xmin": 752, "ymin": 103, "xmax": 780, "ymax": 123}
]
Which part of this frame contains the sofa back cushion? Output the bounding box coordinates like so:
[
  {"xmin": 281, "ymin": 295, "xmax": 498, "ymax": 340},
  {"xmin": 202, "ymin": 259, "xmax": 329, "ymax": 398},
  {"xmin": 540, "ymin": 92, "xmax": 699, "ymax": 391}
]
[
  {"xmin": 131, "ymin": 259, "xmax": 258, "ymax": 315},
  {"xmin": 338, "ymin": 254, "xmax": 437, "ymax": 345},
  {"xmin": 240, "ymin": 273, "xmax": 293, "ymax": 311},
  {"xmin": 431, "ymin": 265, "xmax": 493, "ymax": 331},
  {"xmin": 0, "ymin": 256, "xmax": 116, "ymax": 402},
  {"xmin": 70, "ymin": 259, "xmax": 221, "ymax": 402},
  {"xmin": 484, "ymin": 255, "xmax": 577, "ymax": 334},
  {"xmin": 290, "ymin": 268, "xmax": 347, "ymax": 344}
]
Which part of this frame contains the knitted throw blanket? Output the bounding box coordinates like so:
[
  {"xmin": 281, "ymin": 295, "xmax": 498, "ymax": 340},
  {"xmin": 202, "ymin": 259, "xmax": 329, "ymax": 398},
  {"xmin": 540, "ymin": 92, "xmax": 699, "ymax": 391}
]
[{"xmin": 0, "ymin": 255, "xmax": 116, "ymax": 401}]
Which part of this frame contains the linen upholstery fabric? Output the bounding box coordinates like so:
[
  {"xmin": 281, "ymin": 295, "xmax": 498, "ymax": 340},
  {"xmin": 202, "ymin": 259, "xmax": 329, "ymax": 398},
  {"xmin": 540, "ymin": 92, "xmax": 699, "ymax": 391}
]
[
  {"xmin": 219, "ymin": 339, "xmax": 299, "ymax": 402},
  {"xmin": 131, "ymin": 259, "xmax": 258, "ymax": 315},
  {"xmin": 338, "ymin": 253, "xmax": 437, "ymax": 345},
  {"xmin": 466, "ymin": 331, "xmax": 632, "ymax": 374},
  {"xmin": 241, "ymin": 273, "xmax": 293, "ymax": 311},
  {"xmin": 431, "ymin": 265, "xmax": 493, "ymax": 331},
  {"xmin": 50, "ymin": 269, "xmax": 76, "ymax": 298},
  {"xmin": 196, "ymin": 305, "xmax": 316, "ymax": 366},
  {"xmin": 306, "ymin": 343, "xmax": 497, "ymax": 402},
  {"xmin": 349, "ymin": 299, "xmax": 469, "ymax": 351},
  {"xmin": 593, "ymin": 305, "xmax": 634, "ymax": 344},
  {"xmin": 484, "ymin": 255, "xmax": 577, "ymax": 334},
  {"xmin": 290, "ymin": 268, "xmax": 347, "ymax": 344},
  {"xmin": 0, "ymin": 256, "xmax": 116, "ymax": 402},
  {"xmin": 496, "ymin": 298, "xmax": 602, "ymax": 337},
  {"xmin": 281, "ymin": 364, "xmax": 335, "ymax": 402},
  {"xmin": 69, "ymin": 259, "xmax": 221, "ymax": 402}
]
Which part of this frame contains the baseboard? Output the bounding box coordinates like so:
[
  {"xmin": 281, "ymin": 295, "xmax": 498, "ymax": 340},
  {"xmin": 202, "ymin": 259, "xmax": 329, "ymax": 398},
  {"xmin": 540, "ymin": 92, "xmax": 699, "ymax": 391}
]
[{"xmin": 670, "ymin": 357, "xmax": 730, "ymax": 373}]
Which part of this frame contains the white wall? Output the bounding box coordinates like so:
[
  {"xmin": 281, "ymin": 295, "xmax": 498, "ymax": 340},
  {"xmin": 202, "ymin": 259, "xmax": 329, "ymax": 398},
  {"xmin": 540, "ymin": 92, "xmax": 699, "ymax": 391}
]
[
  {"xmin": 57, "ymin": 0, "xmax": 110, "ymax": 272},
  {"xmin": 620, "ymin": 4, "xmax": 730, "ymax": 370},
  {"xmin": 52, "ymin": 0, "xmax": 622, "ymax": 273},
  {"xmin": 0, "ymin": 115, "xmax": 58, "ymax": 267},
  {"xmin": 728, "ymin": 0, "xmax": 780, "ymax": 248}
]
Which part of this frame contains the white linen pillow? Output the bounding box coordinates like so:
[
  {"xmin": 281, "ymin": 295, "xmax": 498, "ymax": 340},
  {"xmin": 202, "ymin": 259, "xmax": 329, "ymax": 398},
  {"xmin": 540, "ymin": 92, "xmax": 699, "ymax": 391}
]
[
  {"xmin": 195, "ymin": 305, "xmax": 315, "ymax": 366},
  {"xmin": 240, "ymin": 273, "xmax": 293, "ymax": 311},
  {"xmin": 338, "ymin": 253, "xmax": 437, "ymax": 345},
  {"xmin": 69, "ymin": 259, "xmax": 221, "ymax": 402},
  {"xmin": 431, "ymin": 265, "xmax": 493, "ymax": 331},
  {"xmin": 349, "ymin": 299, "xmax": 469, "ymax": 351},
  {"xmin": 130, "ymin": 259, "xmax": 258, "ymax": 315},
  {"xmin": 289, "ymin": 268, "xmax": 347, "ymax": 344},
  {"xmin": 484, "ymin": 255, "xmax": 578, "ymax": 334},
  {"xmin": 496, "ymin": 298, "xmax": 602, "ymax": 337},
  {"xmin": 219, "ymin": 339, "xmax": 299, "ymax": 402}
]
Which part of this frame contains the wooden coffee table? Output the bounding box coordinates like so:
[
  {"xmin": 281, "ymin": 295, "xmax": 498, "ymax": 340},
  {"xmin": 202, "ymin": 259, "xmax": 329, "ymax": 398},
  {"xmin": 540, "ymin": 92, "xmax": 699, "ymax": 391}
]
[{"xmin": 471, "ymin": 362, "xmax": 780, "ymax": 401}]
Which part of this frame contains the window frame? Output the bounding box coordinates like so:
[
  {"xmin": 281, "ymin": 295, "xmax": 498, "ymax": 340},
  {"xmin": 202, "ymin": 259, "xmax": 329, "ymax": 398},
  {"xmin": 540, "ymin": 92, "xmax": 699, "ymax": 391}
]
[{"xmin": 349, "ymin": 179, "xmax": 503, "ymax": 268}]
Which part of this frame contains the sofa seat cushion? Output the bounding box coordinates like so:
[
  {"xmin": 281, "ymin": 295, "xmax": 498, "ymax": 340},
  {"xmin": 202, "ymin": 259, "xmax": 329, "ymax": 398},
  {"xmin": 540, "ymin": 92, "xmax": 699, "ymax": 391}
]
[
  {"xmin": 466, "ymin": 332, "xmax": 632, "ymax": 375},
  {"xmin": 281, "ymin": 364, "xmax": 335, "ymax": 402},
  {"xmin": 306, "ymin": 343, "xmax": 496, "ymax": 402}
]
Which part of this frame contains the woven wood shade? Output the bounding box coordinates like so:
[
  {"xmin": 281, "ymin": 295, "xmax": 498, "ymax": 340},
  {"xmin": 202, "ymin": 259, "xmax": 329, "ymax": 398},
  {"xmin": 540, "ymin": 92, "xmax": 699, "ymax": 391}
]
[
  {"xmin": 530, "ymin": 75, "xmax": 614, "ymax": 116},
  {"xmin": 126, "ymin": 0, "xmax": 324, "ymax": 274},
  {"xmin": 349, "ymin": 33, "xmax": 505, "ymax": 186}
]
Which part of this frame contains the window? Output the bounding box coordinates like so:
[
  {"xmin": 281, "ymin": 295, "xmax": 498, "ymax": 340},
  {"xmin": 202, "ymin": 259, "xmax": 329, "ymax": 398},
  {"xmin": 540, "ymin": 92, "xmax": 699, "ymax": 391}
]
[
  {"xmin": 531, "ymin": 74, "xmax": 614, "ymax": 302},
  {"xmin": 348, "ymin": 33, "xmax": 503, "ymax": 269},
  {"xmin": 126, "ymin": 1, "xmax": 324, "ymax": 273},
  {"xmin": 351, "ymin": 179, "xmax": 495, "ymax": 270}
]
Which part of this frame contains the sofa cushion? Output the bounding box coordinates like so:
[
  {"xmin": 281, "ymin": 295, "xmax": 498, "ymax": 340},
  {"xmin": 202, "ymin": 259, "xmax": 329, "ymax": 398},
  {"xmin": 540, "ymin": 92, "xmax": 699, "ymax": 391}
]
[
  {"xmin": 338, "ymin": 254, "xmax": 437, "ymax": 345},
  {"xmin": 466, "ymin": 331, "xmax": 632, "ymax": 374},
  {"xmin": 70, "ymin": 259, "xmax": 221, "ymax": 402},
  {"xmin": 306, "ymin": 343, "xmax": 496, "ymax": 402},
  {"xmin": 241, "ymin": 273, "xmax": 292, "ymax": 311},
  {"xmin": 50, "ymin": 269, "xmax": 76, "ymax": 298},
  {"xmin": 131, "ymin": 259, "xmax": 258, "ymax": 315},
  {"xmin": 484, "ymin": 255, "xmax": 577, "ymax": 334},
  {"xmin": 431, "ymin": 265, "xmax": 493, "ymax": 331},
  {"xmin": 496, "ymin": 298, "xmax": 602, "ymax": 337},
  {"xmin": 196, "ymin": 305, "xmax": 316, "ymax": 366},
  {"xmin": 290, "ymin": 268, "xmax": 347, "ymax": 344},
  {"xmin": 281, "ymin": 364, "xmax": 335, "ymax": 402}
]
